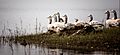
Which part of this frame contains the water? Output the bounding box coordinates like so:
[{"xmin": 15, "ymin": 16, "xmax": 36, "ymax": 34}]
[{"xmin": 0, "ymin": 38, "xmax": 119, "ymax": 55}]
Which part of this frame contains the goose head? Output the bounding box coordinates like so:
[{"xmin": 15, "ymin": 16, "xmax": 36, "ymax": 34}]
[
  {"xmin": 105, "ymin": 10, "xmax": 110, "ymax": 14},
  {"xmin": 111, "ymin": 10, "xmax": 117, "ymax": 19},
  {"xmin": 111, "ymin": 10, "xmax": 116, "ymax": 14},
  {"xmin": 105, "ymin": 10, "xmax": 110, "ymax": 20}
]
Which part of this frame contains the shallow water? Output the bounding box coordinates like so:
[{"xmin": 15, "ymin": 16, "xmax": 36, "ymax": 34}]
[{"xmin": 0, "ymin": 38, "xmax": 119, "ymax": 55}]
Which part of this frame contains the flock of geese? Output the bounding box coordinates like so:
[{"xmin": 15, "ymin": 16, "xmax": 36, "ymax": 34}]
[{"xmin": 47, "ymin": 10, "xmax": 120, "ymax": 33}]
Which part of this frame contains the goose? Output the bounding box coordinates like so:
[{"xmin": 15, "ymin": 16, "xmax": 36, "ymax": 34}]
[
  {"xmin": 53, "ymin": 14, "xmax": 77, "ymax": 32},
  {"xmin": 47, "ymin": 13, "xmax": 67, "ymax": 33},
  {"xmin": 47, "ymin": 16, "xmax": 52, "ymax": 24},
  {"xmin": 88, "ymin": 14, "xmax": 102, "ymax": 25},
  {"xmin": 55, "ymin": 12, "xmax": 64, "ymax": 22},
  {"xmin": 62, "ymin": 15, "xmax": 76, "ymax": 29},
  {"xmin": 52, "ymin": 14, "xmax": 75, "ymax": 32},
  {"xmin": 71, "ymin": 18, "xmax": 91, "ymax": 30},
  {"xmin": 105, "ymin": 10, "xmax": 118, "ymax": 28},
  {"xmin": 62, "ymin": 14, "xmax": 68, "ymax": 24},
  {"xmin": 111, "ymin": 10, "xmax": 120, "ymax": 27},
  {"xmin": 47, "ymin": 15, "xmax": 63, "ymax": 32},
  {"xmin": 88, "ymin": 14, "xmax": 104, "ymax": 31},
  {"xmin": 47, "ymin": 16, "xmax": 54, "ymax": 31}
]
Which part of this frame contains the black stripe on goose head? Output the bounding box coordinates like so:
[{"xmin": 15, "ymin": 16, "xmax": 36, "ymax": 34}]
[
  {"xmin": 88, "ymin": 14, "xmax": 93, "ymax": 22},
  {"xmin": 111, "ymin": 10, "xmax": 117, "ymax": 19},
  {"xmin": 105, "ymin": 10, "xmax": 110, "ymax": 20}
]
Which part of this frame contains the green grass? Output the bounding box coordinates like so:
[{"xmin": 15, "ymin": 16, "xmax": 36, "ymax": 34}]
[{"xmin": 15, "ymin": 28, "xmax": 120, "ymax": 52}]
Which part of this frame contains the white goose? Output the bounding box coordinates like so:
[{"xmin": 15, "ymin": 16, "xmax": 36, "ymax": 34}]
[
  {"xmin": 105, "ymin": 10, "xmax": 118, "ymax": 28},
  {"xmin": 62, "ymin": 15, "xmax": 76, "ymax": 29},
  {"xmin": 88, "ymin": 14, "xmax": 104, "ymax": 31},
  {"xmin": 47, "ymin": 16, "xmax": 54, "ymax": 31},
  {"xmin": 47, "ymin": 13, "xmax": 67, "ymax": 33},
  {"xmin": 55, "ymin": 12, "xmax": 64, "ymax": 22},
  {"xmin": 111, "ymin": 10, "xmax": 120, "ymax": 27},
  {"xmin": 88, "ymin": 14, "xmax": 102, "ymax": 25}
]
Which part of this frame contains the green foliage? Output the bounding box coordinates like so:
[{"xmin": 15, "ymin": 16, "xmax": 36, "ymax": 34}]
[{"xmin": 15, "ymin": 28, "xmax": 120, "ymax": 52}]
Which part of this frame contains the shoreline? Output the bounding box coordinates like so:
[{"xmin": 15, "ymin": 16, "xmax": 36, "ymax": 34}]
[{"xmin": 13, "ymin": 28, "xmax": 120, "ymax": 52}]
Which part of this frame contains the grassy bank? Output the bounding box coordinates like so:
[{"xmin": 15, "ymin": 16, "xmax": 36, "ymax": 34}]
[{"xmin": 15, "ymin": 28, "xmax": 120, "ymax": 52}]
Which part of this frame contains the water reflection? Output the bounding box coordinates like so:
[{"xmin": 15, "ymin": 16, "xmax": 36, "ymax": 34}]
[{"xmin": 0, "ymin": 38, "xmax": 119, "ymax": 55}]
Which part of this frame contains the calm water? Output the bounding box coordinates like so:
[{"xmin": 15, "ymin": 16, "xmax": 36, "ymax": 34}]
[{"xmin": 0, "ymin": 38, "xmax": 119, "ymax": 55}]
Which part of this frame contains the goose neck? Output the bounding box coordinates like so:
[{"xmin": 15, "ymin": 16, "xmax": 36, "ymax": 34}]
[
  {"xmin": 54, "ymin": 15, "xmax": 57, "ymax": 22},
  {"xmin": 49, "ymin": 19, "xmax": 52, "ymax": 24},
  {"xmin": 89, "ymin": 16, "xmax": 93, "ymax": 22},
  {"xmin": 64, "ymin": 15, "xmax": 68, "ymax": 24},
  {"xmin": 106, "ymin": 13, "xmax": 110, "ymax": 20},
  {"xmin": 113, "ymin": 12, "xmax": 117, "ymax": 19}
]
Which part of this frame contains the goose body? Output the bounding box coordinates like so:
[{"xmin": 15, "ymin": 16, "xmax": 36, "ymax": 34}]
[
  {"xmin": 47, "ymin": 12, "xmax": 68, "ymax": 33},
  {"xmin": 73, "ymin": 19, "xmax": 87, "ymax": 26},
  {"xmin": 47, "ymin": 22, "xmax": 67, "ymax": 32},
  {"xmin": 89, "ymin": 21, "xmax": 102, "ymax": 25},
  {"xmin": 47, "ymin": 24, "xmax": 54, "ymax": 30},
  {"xmin": 52, "ymin": 22, "xmax": 66, "ymax": 32},
  {"xmin": 106, "ymin": 19, "xmax": 118, "ymax": 27}
]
